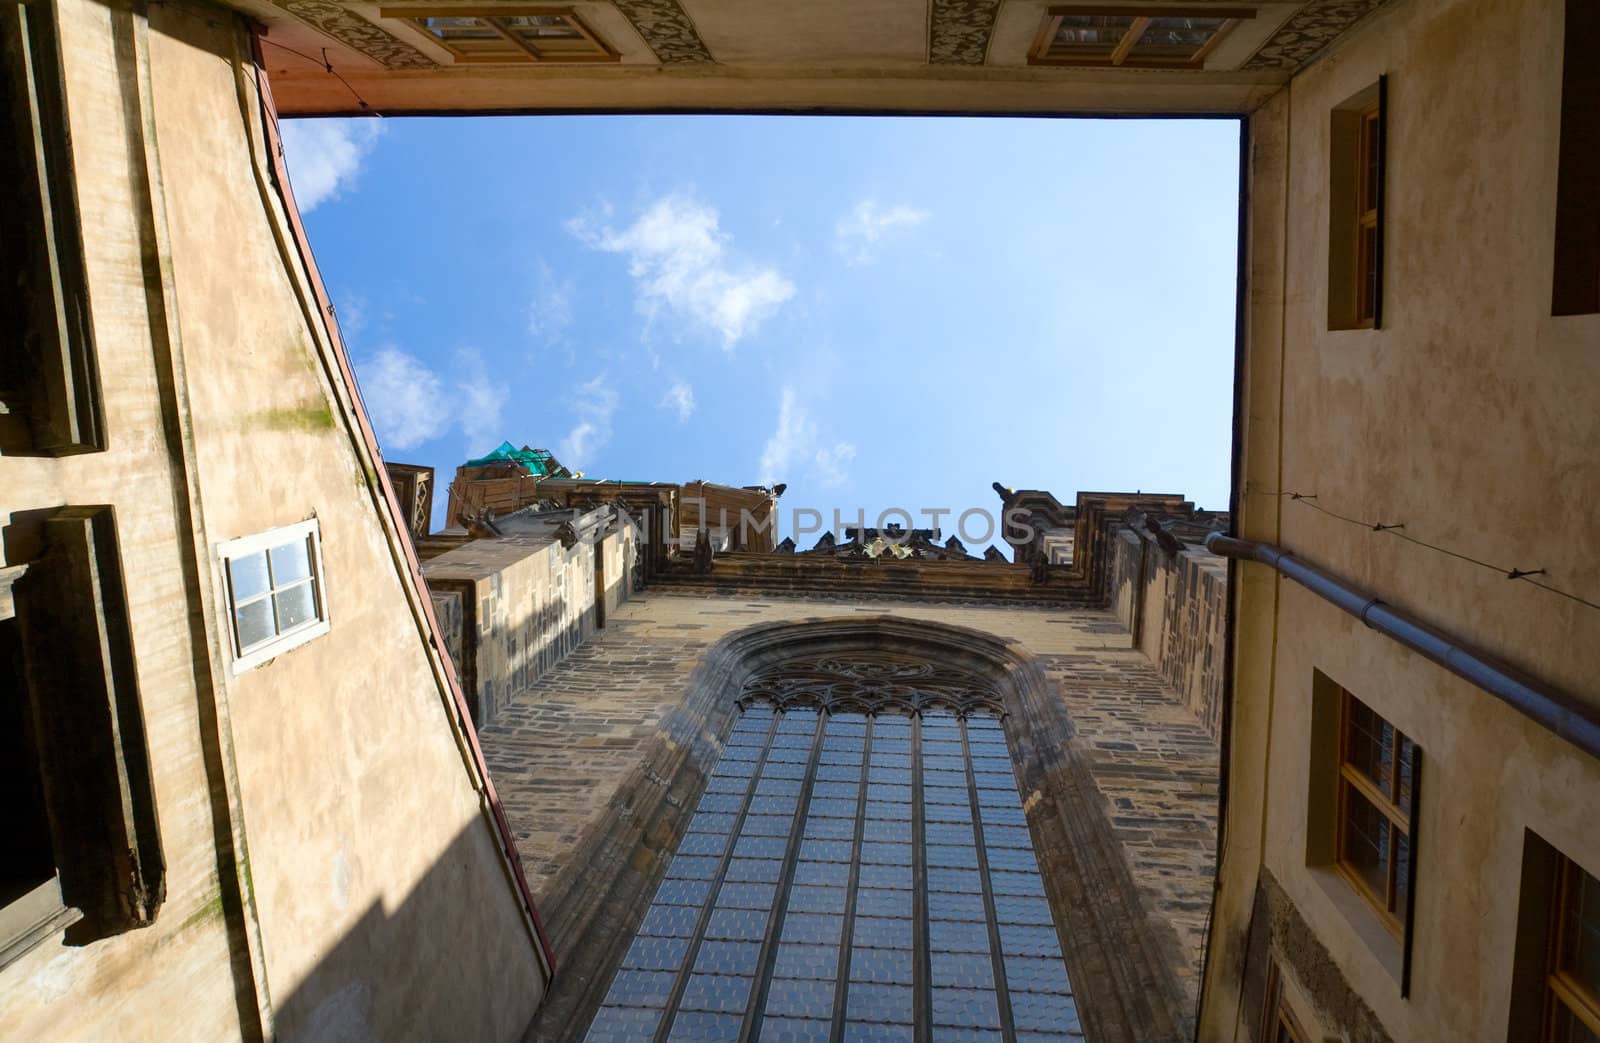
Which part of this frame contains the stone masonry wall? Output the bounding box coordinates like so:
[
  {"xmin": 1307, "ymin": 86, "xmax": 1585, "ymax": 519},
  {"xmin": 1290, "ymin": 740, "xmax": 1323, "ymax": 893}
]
[
  {"xmin": 1111, "ymin": 535, "xmax": 1229, "ymax": 739},
  {"xmin": 423, "ymin": 529, "xmax": 633, "ymax": 725}
]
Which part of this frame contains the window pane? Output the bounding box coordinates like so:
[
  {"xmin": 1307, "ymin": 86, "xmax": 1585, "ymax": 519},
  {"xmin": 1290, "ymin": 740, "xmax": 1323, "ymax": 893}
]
[
  {"xmin": 275, "ymin": 581, "xmax": 318, "ymax": 632},
  {"xmin": 1053, "ymin": 14, "xmax": 1133, "ymax": 52},
  {"xmin": 1563, "ymin": 863, "xmax": 1600, "ymax": 1001},
  {"xmin": 1135, "ymin": 17, "xmax": 1222, "ymax": 57},
  {"xmin": 1548, "ymin": 1002, "xmax": 1600, "ymax": 1043},
  {"xmin": 1344, "ymin": 698, "xmax": 1394, "ymax": 793},
  {"xmin": 504, "ymin": 15, "xmax": 582, "ymax": 39},
  {"xmin": 228, "ymin": 551, "xmax": 270, "ymax": 602},
  {"xmin": 1341, "ymin": 783, "xmax": 1391, "ymax": 908},
  {"xmin": 587, "ymin": 699, "xmax": 1079, "ymax": 1040},
  {"xmin": 420, "ymin": 16, "xmax": 497, "ymax": 39},
  {"xmin": 1396, "ymin": 735, "xmax": 1416, "ymax": 813},
  {"xmin": 234, "ymin": 596, "xmax": 276, "ymax": 651},
  {"xmin": 270, "ymin": 539, "xmax": 312, "ymax": 585},
  {"xmin": 1362, "ymin": 111, "xmax": 1381, "ymax": 210},
  {"xmin": 1359, "ymin": 223, "xmax": 1380, "ymax": 322},
  {"xmin": 1393, "ymin": 830, "xmax": 1411, "ymax": 923}
]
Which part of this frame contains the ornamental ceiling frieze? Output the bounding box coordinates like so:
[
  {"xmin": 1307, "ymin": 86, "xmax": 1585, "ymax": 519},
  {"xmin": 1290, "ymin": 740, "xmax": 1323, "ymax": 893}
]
[
  {"xmin": 1242, "ymin": 0, "xmax": 1391, "ymax": 69},
  {"xmin": 264, "ymin": 0, "xmax": 438, "ymax": 68},
  {"xmin": 610, "ymin": 0, "xmax": 713, "ymax": 63},
  {"xmin": 928, "ymin": 0, "xmax": 1002, "ymax": 64},
  {"xmin": 262, "ymin": 0, "xmax": 1392, "ymax": 86},
  {"xmin": 926, "ymin": 0, "xmax": 1397, "ymax": 75},
  {"xmin": 268, "ymin": 0, "xmax": 713, "ymax": 68}
]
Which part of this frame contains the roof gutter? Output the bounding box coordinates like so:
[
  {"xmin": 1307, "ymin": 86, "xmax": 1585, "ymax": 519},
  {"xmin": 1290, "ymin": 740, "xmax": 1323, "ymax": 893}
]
[{"xmin": 1205, "ymin": 532, "xmax": 1600, "ymax": 761}]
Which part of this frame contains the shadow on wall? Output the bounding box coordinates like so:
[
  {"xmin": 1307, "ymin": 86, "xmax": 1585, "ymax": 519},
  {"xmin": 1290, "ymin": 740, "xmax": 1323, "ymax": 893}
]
[{"xmin": 272, "ymin": 819, "xmax": 543, "ymax": 1043}]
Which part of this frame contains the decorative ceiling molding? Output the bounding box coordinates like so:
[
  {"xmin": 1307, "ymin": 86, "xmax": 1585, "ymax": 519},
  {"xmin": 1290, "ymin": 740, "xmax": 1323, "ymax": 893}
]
[
  {"xmin": 740, "ymin": 653, "xmax": 1004, "ymax": 718},
  {"xmin": 610, "ymin": 0, "xmax": 713, "ymax": 63},
  {"xmin": 1242, "ymin": 0, "xmax": 1389, "ymax": 71},
  {"xmin": 265, "ymin": 0, "xmax": 438, "ymax": 68},
  {"xmin": 929, "ymin": 0, "xmax": 1001, "ymax": 65}
]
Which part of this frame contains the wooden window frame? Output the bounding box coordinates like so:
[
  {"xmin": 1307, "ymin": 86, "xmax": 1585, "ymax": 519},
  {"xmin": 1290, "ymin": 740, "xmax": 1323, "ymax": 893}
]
[
  {"xmin": 1552, "ymin": 0, "xmax": 1599, "ymax": 315},
  {"xmin": 1261, "ymin": 959, "xmax": 1311, "ymax": 1043},
  {"xmin": 1354, "ymin": 101, "xmax": 1382, "ymax": 327},
  {"xmin": 218, "ymin": 518, "xmax": 331, "ymax": 673},
  {"xmin": 383, "ymin": 5, "xmax": 620, "ymax": 64},
  {"xmin": 0, "ymin": 0, "xmax": 106, "ymax": 456},
  {"xmin": 1027, "ymin": 6, "xmax": 1253, "ymax": 69},
  {"xmin": 1328, "ymin": 77, "xmax": 1387, "ymax": 331},
  {"xmin": 1544, "ymin": 855, "xmax": 1600, "ymax": 1041},
  {"xmin": 1333, "ymin": 688, "xmax": 1416, "ymax": 939},
  {"xmin": 3, "ymin": 506, "xmax": 165, "ymax": 964}
]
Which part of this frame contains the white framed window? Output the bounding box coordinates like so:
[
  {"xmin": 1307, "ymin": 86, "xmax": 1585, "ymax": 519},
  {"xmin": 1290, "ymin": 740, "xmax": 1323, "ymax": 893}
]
[{"xmin": 218, "ymin": 518, "xmax": 330, "ymax": 672}]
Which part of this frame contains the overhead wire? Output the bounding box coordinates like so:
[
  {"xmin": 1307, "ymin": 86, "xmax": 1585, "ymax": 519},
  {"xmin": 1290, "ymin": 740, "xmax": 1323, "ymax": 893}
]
[
  {"xmin": 1247, "ymin": 489, "xmax": 1599, "ymax": 614},
  {"xmin": 257, "ymin": 38, "xmax": 376, "ymax": 113}
]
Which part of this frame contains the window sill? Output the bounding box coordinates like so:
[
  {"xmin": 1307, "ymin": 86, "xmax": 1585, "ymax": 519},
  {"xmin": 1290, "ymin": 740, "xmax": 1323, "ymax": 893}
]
[
  {"xmin": 1307, "ymin": 863, "xmax": 1404, "ymax": 985},
  {"xmin": 231, "ymin": 617, "xmax": 331, "ymax": 675},
  {"xmin": 0, "ymin": 878, "xmax": 82, "ymax": 971}
]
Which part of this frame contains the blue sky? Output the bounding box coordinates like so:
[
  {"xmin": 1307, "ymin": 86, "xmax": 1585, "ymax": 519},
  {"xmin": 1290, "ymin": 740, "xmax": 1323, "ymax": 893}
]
[{"xmin": 280, "ymin": 115, "xmax": 1240, "ymax": 540}]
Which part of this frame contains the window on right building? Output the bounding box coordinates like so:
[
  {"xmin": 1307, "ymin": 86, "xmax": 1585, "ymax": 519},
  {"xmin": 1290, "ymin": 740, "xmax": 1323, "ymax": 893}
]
[
  {"xmin": 1543, "ymin": 855, "xmax": 1600, "ymax": 1041},
  {"xmin": 1328, "ymin": 78, "xmax": 1386, "ymax": 330},
  {"xmin": 1553, "ymin": 0, "xmax": 1598, "ymax": 315},
  {"xmin": 1335, "ymin": 688, "xmax": 1417, "ymax": 932},
  {"xmin": 1308, "ymin": 671, "xmax": 1423, "ymax": 990},
  {"xmin": 1510, "ymin": 836, "xmax": 1600, "ymax": 1042}
]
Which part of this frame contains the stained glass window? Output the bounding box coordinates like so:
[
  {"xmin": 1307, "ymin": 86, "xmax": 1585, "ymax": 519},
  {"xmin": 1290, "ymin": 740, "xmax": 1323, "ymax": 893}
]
[{"xmin": 585, "ymin": 701, "xmax": 1083, "ymax": 1041}]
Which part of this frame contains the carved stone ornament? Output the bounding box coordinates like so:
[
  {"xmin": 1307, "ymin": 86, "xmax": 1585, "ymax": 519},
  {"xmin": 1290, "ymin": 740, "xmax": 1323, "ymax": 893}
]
[
  {"xmin": 264, "ymin": 0, "xmax": 438, "ymax": 68},
  {"xmin": 1243, "ymin": 0, "xmax": 1390, "ymax": 71},
  {"xmin": 928, "ymin": 0, "xmax": 1001, "ymax": 65},
  {"xmin": 611, "ymin": 0, "xmax": 714, "ymax": 63},
  {"xmin": 739, "ymin": 653, "xmax": 1005, "ymax": 718}
]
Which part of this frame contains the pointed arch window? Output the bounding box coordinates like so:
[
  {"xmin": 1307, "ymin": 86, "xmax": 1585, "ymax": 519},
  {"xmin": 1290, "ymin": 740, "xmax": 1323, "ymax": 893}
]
[{"xmin": 584, "ymin": 655, "xmax": 1083, "ymax": 1041}]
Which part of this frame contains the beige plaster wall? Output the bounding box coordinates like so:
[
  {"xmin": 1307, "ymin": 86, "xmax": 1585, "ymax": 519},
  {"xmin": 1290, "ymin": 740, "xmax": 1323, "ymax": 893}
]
[
  {"xmin": 1, "ymin": 1, "xmax": 250, "ymax": 1037},
  {"xmin": 141, "ymin": 5, "xmax": 548, "ymax": 1039},
  {"xmin": 1206, "ymin": 0, "xmax": 1600, "ymax": 1037},
  {"xmin": 3, "ymin": 1, "xmax": 549, "ymax": 1037}
]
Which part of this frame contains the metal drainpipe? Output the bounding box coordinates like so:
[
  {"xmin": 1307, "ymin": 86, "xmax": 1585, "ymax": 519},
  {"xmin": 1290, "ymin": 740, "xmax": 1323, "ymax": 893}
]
[{"xmin": 1205, "ymin": 532, "xmax": 1600, "ymax": 761}]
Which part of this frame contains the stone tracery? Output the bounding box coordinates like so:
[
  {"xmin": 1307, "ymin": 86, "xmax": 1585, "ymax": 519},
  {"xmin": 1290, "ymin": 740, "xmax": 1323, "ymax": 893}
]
[{"xmin": 738, "ymin": 652, "xmax": 1005, "ymax": 718}]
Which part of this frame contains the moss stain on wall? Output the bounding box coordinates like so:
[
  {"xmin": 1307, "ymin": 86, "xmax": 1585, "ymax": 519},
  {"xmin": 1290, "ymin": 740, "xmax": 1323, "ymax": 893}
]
[{"xmin": 247, "ymin": 400, "xmax": 335, "ymax": 433}]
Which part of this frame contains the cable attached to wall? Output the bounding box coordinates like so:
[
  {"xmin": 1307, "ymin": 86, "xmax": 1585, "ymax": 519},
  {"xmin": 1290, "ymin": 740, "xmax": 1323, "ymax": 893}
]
[
  {"xmin": 1247, "ymin": 489, "xmax": 1598, "ymax": 614},
  {"xmin": 256, "ymin": 38, "xmax": 376, "ymax": 114}
]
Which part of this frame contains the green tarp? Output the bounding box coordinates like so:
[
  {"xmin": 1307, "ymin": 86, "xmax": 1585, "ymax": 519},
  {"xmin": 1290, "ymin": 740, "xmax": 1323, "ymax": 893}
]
[{"xmin": 464, "ymin": 442, "xmax": 561, "ymax": 475}]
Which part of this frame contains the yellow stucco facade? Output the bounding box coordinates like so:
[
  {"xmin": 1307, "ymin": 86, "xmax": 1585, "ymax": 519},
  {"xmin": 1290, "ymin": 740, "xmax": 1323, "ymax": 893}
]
[{"xmin": 1204, "ymin": 0, "xmax": 1600, "ymax": 1039}]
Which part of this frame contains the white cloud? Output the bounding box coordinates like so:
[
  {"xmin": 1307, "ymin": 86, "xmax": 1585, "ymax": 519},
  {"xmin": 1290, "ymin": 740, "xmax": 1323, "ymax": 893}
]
[
  {"xmin": 359, "ymin": 348, "xmax": 448, "ymax": 452},
  {"xmin": 812, "ymin": 442, "xmax": 857, "ymax": 488},
  {"xmin": 334, "ymin": 290, "xmax": 369, "ymax": 338},
  {"xmin": 527, "ymin": 260, "xmax": 575, "ymax": 341},
  {"xmin": 759, "ymin": 387, "xmax": 807, "ymax": 486},
  {"xmin": 356, "ymin": 346, "xmax": 507, "ymax": 457},
  {"xmin": 560, "ymin": 376, "xmax": 619, "ymax": 470},
  {"xmin": 453, "ymin": 349, "xmax": 508, "ymax": 454},
  {"xmin": 660, "ymin": 379, "xmax": 695, "ymax": 422},
  {"xmin": 759, "ymin": 387, "xmax": 856, "ymax": 488},
  {"xmin": 568, "ymin": 196, "xmax": 795, "ymax": 348},
  {"xmin": 278, "ymin": 118, "xmax": 383, "ymax": 213},
  {"xmin": 834, "ymin": 200, "xmax": 930, "ymax": 266}
]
